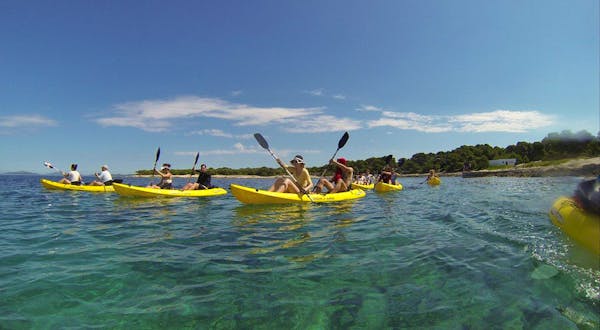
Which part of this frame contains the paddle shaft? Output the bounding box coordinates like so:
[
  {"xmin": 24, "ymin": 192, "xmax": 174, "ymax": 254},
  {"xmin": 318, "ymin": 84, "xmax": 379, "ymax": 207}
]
[
  {"xmin": 313, "ymin": 132, "xmax": 350, "ymax": 190},
  {"xmin": 254, "ymin": 133, "xmax": 313, "ymax": 201},
  {"xmin": 188, "ymin": 152, "xmax": 200, "ymax": 183},
  {"xmin": 150, "ymin": 147, "xmax": 161, "ymax": 185},
  {"xmin": 43, "ymin": 162, "xmax": 67, "ymax": 177}
]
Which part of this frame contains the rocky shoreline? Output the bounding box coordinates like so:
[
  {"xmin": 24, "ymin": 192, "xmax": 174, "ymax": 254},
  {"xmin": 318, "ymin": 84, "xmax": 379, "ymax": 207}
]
[{"xmin": 459, "ymin": 157, "xmax": 600, "ymax": 178}]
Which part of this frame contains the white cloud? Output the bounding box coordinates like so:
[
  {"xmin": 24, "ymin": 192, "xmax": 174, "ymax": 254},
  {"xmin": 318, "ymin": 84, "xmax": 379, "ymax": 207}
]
[
  {"xmin": 190, "ymin": 129, "xmax": 252, "ymax": 139},
  {"xmin": 286, "ymin": 115, "xmax": 362, "ymax": 133},
  {"xmin": 306, "ymin": 88, "xmax": 324, "ymax": 96},
  {"xmin": 96, "ymin": 96, "xmax": 360, "ymax": 134},
  {"xmin": 96, "ymin": 96, "xmax": 325, "ymax": 132},
  {"xmin": 368, "ymin": 109, "xmax": 554, "ymax": 133},
  {"xmin": 231, "ymin": 90, "xmax": 243, "ymax": 97},
  {"xmin": 357, "ymin": 105, "xmax": 383, "ymax": 112},
  {"xmin": 0, "ymin": 115, "xmax": 57, "ymax": 128},
  {"xmin": 332, "ymin": 94, "xmax": 346, "ymax": 100},
  {"xmin": 197, "ymin": 143, "xmax": 263, "ymax": 155},
  {"xmin": 449, "ymin": 110, "xmax": 554, "ymax": 133}
]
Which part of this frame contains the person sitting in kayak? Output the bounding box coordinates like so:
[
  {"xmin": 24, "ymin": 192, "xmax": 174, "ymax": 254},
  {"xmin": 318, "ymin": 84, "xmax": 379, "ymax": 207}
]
[
  {"xmin": 59, "ymin": 163, "xmax": 83, "ymax": 185},
  {"xmin": 574, "ymin": 176, "xmax": 600, "ymax": 214},
  {"xmin": 378, "ymin": 165, "xmax": 393, "ymax": 184},
  {"xmin": 148, "ymin": 163, "xmax": 173, "ymax": 189},
  {"xmin": 182, "ymin": 163, "xmax": 214, "ymax": 190},
  {"xmin": 314, "ymin": 157, "xmax": 354, "ymax": 193},
  {"xmin": 268, "ymin": 155, "xmax": 313, "ymax": 193},
  {"xmin": 89, "ymin": 165, "xmax": 113, "ymax": 186},
  {"xmin": 426, "ymin": 169, "xmax": 438, "ymax": 181}
]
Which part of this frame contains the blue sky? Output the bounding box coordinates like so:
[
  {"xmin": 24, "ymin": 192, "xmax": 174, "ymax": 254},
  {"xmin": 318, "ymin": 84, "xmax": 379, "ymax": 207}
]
[{"xmin": 1, "ymin": 0, "xmax": 598, "ymax": 174}]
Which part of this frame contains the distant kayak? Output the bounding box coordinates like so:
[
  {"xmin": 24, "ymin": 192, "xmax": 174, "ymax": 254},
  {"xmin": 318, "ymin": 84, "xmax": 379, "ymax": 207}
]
[
  {"xmin": 549, "ymin": 196, "xmax": 600, "ymax": 255},
  {"xmin": 427, "ymin": 177, "xmax": 441, "ymax": 186},
  {"xmin": 113, "ymin": 183, "xmax": 227, "ymax": 198},
  {"xmin": 230, "ymin": 183, "xmax": 366, "ymax": 204},
  {"xmin": 374, "ymin": 182, "xmax": 403, "ymax": 192},
  {"xmin": 351, "ymin": 183, "xmax": 374, "ymax": 190},
  {"xmin": 40, "ymin": 178, "xmax": 115, "ymax": 192}
]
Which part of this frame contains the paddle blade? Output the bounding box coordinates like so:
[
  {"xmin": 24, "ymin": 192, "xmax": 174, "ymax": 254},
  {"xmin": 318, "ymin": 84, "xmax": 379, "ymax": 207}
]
[
  {"xmin": 155, "ymin": 147, "xmax": 161, "ymax": 163},
  {"xmin": 43, "ymin": 161, "xmax": 53, "ymax": 169},
  {"xmin": 194, "ymin": 152, "xmax": 199, "ymax": 165},
  {"xmin": 254, "ymin": 133, "xmax": 269, "ymax": 149},
  {"xmin": 338, "ymin": 132, "xmax": 350, "ymax": 149}
]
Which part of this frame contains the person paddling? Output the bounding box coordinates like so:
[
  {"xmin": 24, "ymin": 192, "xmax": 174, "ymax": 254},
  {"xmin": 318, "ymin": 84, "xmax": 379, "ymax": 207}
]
[
  {"xmin": 58, "ymin": 163, "xmax": 83, "ymax": 185},
  {"xmin": 268, "ymin": 155, "xmax": 313, "ymax": 193},
  {"xmin": 148, "ymin": 163, "xmax": 173, "ymax": 189},
  {"xmin": 89, "ymin": 165, "xmax": 113, "ymax": 186},
  {"xmin": 182, "ymin": 164, "xmax": 214, "ymax": 190},
  {"xmin": 314, "ymin": 157, "xmax": 354, "ymax": 194}
]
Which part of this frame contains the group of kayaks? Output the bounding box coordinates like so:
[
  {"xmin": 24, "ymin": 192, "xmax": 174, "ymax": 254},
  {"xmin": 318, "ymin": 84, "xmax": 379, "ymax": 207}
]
[
  {"xmin": 40, "ymin": 176, "xmax": 441, "ymax": 204},
  {"xmin": 41, "ymin": 175, "xmax": 599, "ymax": 255}
]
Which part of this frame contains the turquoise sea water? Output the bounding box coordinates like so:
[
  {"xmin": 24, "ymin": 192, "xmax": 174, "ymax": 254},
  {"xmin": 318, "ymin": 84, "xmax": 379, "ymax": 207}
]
[{"xmin": 1, "ymin": 175, "xmax": 599, "ymax": 329}]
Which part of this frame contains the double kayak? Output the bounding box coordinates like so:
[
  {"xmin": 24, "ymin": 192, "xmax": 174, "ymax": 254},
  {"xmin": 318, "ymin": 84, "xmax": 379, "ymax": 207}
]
[
  {"xmin": 351, "ymin": 183, "xmax": 374, "ymax": 190},
  {"xmin": 427, "ymin": 177, "xmax": 441, "ymax": 186},
  {"xmin": 40, "ymin": 178, "xmax": 115, "ymax": 192},
  {"xmin": 549, "ymin": 196, "xmax": 600, "ymax": 255},
  {"xmin": 113, "ymin": 183, "xmax": 227, "ymax": 198},
  {"xmin": 374, "ymin": 182, "xmax": 403, "ymax": 192},
  {"xmin": 230, "ymin": 184, "xmax": 366, "ymax": 204}
]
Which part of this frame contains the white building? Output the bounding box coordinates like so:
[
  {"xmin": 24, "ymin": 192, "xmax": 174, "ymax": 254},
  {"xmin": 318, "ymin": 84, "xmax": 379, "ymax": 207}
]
[{"xmin": 489, "ymin": 158, "xmax": 517, "ymax": 166}]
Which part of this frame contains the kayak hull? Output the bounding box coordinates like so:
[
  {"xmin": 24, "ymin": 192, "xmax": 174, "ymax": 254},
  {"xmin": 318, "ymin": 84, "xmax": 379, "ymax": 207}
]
[
  {"xmin": 40, "ymin": 178, "xmax": 115, "ymax": 192},
  {"xmin": 549, "ymin": 196, "xmax": 600, "ymax": 255},
  {"xmin": 230, "ymin": 184, "xmax": 366, "ymax": 204},
  {"xmin": 427, "ymin": 177, "xmax": 441, "ymax": 186},
  {"xmin": 113, "ymin": 183, "xmax": 227, "ymax": 198},
  {"xmin": 351, "ymin": 183, "xmax": 374, "ymax": 190},
  {"xmin": 374, "ymin": 182, "xmax": 403, "ymax": 192}
]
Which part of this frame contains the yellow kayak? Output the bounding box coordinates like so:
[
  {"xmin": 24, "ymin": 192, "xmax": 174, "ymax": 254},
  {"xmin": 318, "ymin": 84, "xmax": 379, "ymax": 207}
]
[
  {"xmin": 40, "ymin": 178, "xmax": 115, "ymax": 192},
  {"xmin": 549, "ymin": 196, "xmax": 600, "ymax": 255},
  {"xmin": 230, "ymin": 184, "xmax": 366, "ymax": 204},
  {"xmin": 113, "ymin": 183, "xmax": 227, "ymax": 198},
  {"xmin": 427, "ymin": 177, "xmax": 441, "ymax": 186},
  {"xmin": 351, "ymin": 183, "xmax": 374, "ymax": 190},
  {"xmin": 374, "ymin": 182, "xmax": 403, "ymax": 192}
]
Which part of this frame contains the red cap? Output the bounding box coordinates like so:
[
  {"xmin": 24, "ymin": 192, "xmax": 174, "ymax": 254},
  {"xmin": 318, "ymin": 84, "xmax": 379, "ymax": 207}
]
[{"xmin": 337, "ymin": 157, "xmax": 347, "ymax": 165}]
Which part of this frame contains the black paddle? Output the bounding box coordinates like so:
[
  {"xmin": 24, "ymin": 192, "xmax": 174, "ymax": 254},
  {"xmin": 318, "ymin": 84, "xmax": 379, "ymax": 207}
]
[
  {"xmin": 188, "ymin": 152, "xmax": 200, "ymax": 183},
  {"xmin": 313, "ymin": 132, "xmax": 350, "ymax": 190},
  {"xmin": 254, "ymin": 133, "xmax": 313, "ymax": 202},
  {"xmin": 150, "ymin": 147, "xmax": 161, "ymax": 185}
]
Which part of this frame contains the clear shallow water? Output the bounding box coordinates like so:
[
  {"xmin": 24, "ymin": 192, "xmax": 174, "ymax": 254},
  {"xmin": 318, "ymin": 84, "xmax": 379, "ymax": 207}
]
[{"xmin": 1, "ymin": 175, "xmax": 598, "ymax": 329}]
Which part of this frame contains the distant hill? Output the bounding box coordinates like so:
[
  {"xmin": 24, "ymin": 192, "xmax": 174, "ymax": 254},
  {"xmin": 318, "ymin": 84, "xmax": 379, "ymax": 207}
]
[{"xmin": 1, "ymin": 171, "xmax": 39, "ymax": 175}]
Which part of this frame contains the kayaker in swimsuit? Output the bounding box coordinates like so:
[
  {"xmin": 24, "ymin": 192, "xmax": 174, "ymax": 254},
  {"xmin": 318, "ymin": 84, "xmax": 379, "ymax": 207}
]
[
  {"xmin": 59, "ymin": 163, "xmax": 83, "ymax": 185},
  {"xmin": 314, "ymin": 157, "xmax": 354, "ymax": 194},
  {"xmin": 182, "ymin": 164, "xmax": 214, "ymax": 190},
  {"xmin": 148, "ymin": 163, "xmax": 173, "ymax": 189},
  {"xmin": 268, "ymin": 155, "xmax": 313, "ymax": 193}
]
